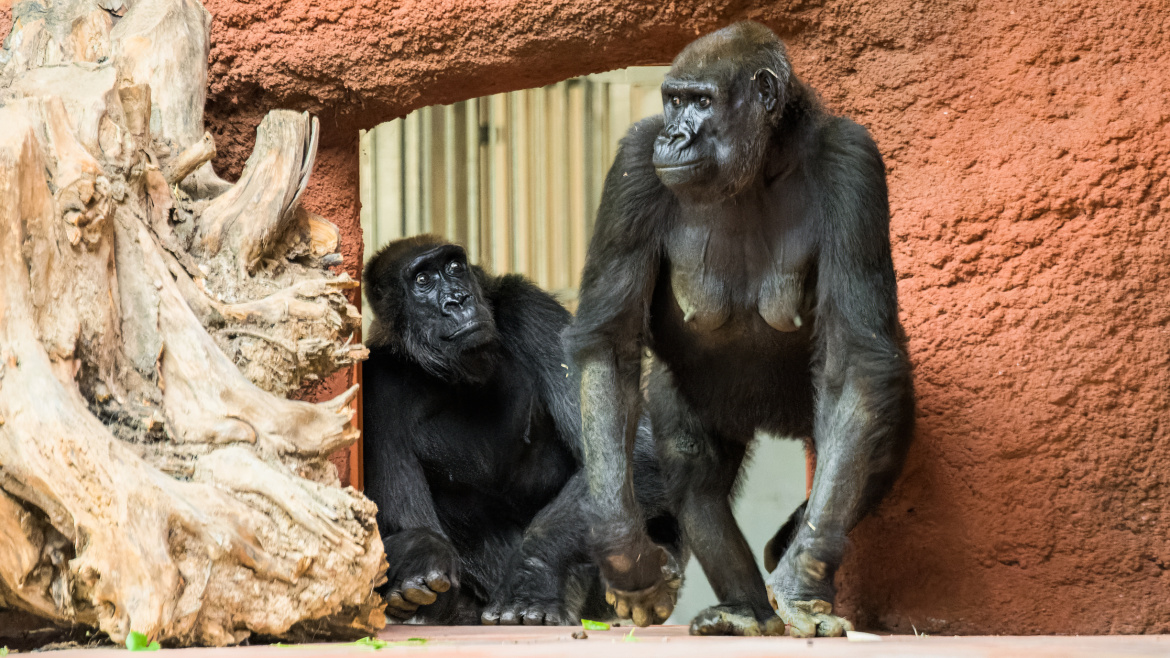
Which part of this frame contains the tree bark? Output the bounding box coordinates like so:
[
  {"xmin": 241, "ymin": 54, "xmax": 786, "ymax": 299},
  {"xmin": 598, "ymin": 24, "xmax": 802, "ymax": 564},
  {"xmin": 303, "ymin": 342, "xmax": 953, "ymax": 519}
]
[{"xmin": 0, "ymin": 0, "xmax": 383, "ymax": 646}]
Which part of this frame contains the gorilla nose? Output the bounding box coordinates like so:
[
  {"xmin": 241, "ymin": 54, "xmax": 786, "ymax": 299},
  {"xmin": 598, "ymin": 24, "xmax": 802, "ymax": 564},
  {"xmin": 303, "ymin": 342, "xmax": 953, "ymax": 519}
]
[
  {"xmin": 443, "ymin": 292, "xmax": 470, "ymax": 312},
  {"xmin": 663, "ymin": 124, "xmax": 694, "ymax": 148}
]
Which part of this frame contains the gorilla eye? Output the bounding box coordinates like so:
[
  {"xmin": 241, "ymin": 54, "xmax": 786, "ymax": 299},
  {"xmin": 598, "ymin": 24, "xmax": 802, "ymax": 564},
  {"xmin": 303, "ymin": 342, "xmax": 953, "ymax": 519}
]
[
  {"xmin": 670, "ymin": 95, "xmax": 681, "ymax": 107},
  {"xmin": 446, "ymin": 260, "xmax": 464, "ymax": 275},
  {"xmin": 698, "ymin": 96, "xmax": 711, "ymax": 108},
  {"xmin": 414, "ymin": 272, "xmax": 429, "ymax": 286}
]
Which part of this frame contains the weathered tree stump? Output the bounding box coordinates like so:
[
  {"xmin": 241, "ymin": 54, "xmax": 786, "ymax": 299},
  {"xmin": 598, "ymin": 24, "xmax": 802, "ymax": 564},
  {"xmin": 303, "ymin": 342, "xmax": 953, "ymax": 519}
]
[{"xmin": 0, "ymin": 0, "xmax": 384, "ymax": 646}]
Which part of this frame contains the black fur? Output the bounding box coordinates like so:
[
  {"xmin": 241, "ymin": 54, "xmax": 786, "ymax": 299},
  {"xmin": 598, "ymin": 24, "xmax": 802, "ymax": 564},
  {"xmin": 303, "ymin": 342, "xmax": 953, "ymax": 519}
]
[
  {"xmin": 363, "ymin": 237, "xmax": 679, "ymax": 625},
  {"xmin": 362, "ymin": 236, "xmax": 597, "ymax": 625},
  {"xmin": 569, "ymin": 21, "xmax": 915, "ymax": 637}
]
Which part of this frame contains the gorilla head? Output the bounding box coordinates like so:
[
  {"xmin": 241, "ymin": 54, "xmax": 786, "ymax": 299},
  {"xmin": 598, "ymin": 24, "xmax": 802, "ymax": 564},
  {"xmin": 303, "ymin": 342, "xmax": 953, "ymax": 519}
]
[
  {"xmin": 652, "ymin": 21, "xmax": 794, "ymax": 198},
  {"xmin": 364, "ymin": 235, "xmax": 501, "ymax": 384}
]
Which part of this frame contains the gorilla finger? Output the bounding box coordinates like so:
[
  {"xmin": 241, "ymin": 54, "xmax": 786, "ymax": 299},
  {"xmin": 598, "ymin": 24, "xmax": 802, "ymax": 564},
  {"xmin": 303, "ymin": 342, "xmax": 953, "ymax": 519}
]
[
  {"xmin": 605, "ymin": 589, "xmax": 617, "ymax": 606},
  {"xmin": 816, "ymin": 616, "xmax": 845, "ymax": 638},
  {"xmin": 425, "ymin": 571, "xmax": 451, "ymax": 593},
  {"xmin": 386, "ymin": 604, "xmax": 414, "ymax": 618},
  {"xmin": 690, "ymin": 616, "xmax": 726, "ymax": 636},
  {"xmin": 807, "ymin": 600, "xmax": 832, "ymax": 615},
  {"xmin": 760, "ymin": 617, "xmax": 787, "ymax": 636},
  {"xmin": 402, "ymin": 585, "xmax": 437, "ymax": 605},
  {"xmin": 522, "ymin": 609, "xmax": 545, "ymax": 626},
  {"xmin": 785, "ymin": 616, "xmax": 817, "ymax": 639},
  {"xmin": 386, "ymin": 591, "xmax": 419, "ymax": 612},
  {"xmin": 402, "ymin": 576, "xmax": 439, "ymax": 604},
  {"xmin": 385, "ymin": 600, "xmax": 416, "ymax": 621},
  {"xmin": 614, "ymin": 598, "xmax": 631, "ymax": 619},
  {"xmin": 632, "ymin": 605, "xmax": 652, "ymax": 628},
  {"xmin": 816, "ymin": 614, "xmax": 852, "ymax": 637},
  {"xmin": 654, "ymin": 599, "xmax": 673, "ymax": 622},
  {"xmin": 498, "ymin": 609, "xmax": 520, "ymax": 625}
]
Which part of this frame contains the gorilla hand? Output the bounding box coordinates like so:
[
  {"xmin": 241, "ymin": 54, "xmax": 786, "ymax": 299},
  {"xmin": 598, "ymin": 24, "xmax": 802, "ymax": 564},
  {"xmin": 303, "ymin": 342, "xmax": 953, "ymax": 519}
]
[
  {"xmin": 765, "ymin": 551, "xmax": 853, "ymax": 637},
  {"xmin": 600, "ymin": 539, "xmax": 682, "ymax": 627},
  {"xmin": 383, "ymin": 528, "xmax": 460, "ymax": 621},
  {"xmin": 768, "ymin": 595, "xmax": 854, "ymax": 638}
]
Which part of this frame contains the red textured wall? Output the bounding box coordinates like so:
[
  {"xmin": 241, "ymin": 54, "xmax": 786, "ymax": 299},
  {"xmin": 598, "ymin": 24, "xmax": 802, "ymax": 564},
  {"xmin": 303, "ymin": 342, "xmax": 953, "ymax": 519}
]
[{"xmin": 166, "ymin": 0, "xmax": 1170, "ymax": 636}]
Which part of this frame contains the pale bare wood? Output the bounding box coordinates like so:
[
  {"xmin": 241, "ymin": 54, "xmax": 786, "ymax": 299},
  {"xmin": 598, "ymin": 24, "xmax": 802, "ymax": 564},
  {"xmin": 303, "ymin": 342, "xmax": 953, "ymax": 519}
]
[
  {"xmin": 0, "ymin": 489, "xmax": 78, "ymax": 625},
  {"xmin": 165, "ymin": 131, "xmax": 217, "ymax": 185},
  {"xmin": 0, "ymin": 0, "xmax": 383, "ymax": 646},
  {"xmin": 196, "ymin": 111, "xmax": 319, "ymax": 271}
]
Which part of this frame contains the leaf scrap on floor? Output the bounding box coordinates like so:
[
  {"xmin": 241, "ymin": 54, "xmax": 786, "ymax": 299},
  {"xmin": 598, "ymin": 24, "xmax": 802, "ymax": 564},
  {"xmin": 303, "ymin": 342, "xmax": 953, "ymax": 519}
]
[
  {"xmin": 125, "ymin": 631, "xmax": 160, "ymax": 652},
  {"xmin": 845, "ymin": 630, "xmax": 882, "ymax": 642},
  {"xmin": 581, "ymin": 619, "xmax": 611, "ymax": 631}
]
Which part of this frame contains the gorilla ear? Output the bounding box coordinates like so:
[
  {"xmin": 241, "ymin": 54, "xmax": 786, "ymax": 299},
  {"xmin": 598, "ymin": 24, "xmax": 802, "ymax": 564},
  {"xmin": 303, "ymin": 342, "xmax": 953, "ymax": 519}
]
[{"xmin": 751, "ymin": 67, "xmax": 781, "ymax": 114}]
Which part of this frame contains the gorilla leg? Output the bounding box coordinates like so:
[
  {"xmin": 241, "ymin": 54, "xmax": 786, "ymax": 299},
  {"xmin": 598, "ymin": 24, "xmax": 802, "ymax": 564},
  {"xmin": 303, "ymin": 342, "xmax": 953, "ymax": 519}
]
[
  {"xmin": 649, "ymin": 369, "xmax": 784, "ymax": 637},
  {"xmin": 481, "ymin": 474, "xmax": 589, "ymax": 626},
  {"xmin": 763, "ymin": 500, "xmax": 807, "ymax": 573},
  {"xmin": 765, "ymin": 374, "xmax": 911, "ymax": 637}
]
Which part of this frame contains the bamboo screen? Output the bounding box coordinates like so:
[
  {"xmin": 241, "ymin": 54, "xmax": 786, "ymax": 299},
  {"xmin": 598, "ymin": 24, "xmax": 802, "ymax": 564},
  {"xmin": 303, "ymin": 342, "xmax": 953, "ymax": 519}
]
[{"xmin": 359, "ymin": 66, "xmax": 670, "ymax": 329}]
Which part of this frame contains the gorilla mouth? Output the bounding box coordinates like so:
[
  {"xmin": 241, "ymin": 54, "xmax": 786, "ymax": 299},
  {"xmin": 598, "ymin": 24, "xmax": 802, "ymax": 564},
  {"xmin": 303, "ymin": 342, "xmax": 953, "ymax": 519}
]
[
  {"xmin": 443, "ymin": 321, "xmax": 487, "ymax": 341},
  {"xmin": 654, "ymin": 160, "xmax": 705, "ymax": 171}
]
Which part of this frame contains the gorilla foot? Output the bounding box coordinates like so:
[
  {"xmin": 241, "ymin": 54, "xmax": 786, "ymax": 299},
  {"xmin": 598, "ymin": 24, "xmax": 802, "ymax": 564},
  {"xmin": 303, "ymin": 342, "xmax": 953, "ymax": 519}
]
[
  {"xmin": 385, "ymin": 571, "xmax": 453, "ymax": 621},
  {"xmin": 766, "ymin": 592, "xmax": 853, "ymax": 638},
  {"xmin": 483, "ymin": 554, "xmax": 575, "ymax": 626},
  {"xmin": 689, "ymin": 605, "xmax": 786, "ymax": 636}
]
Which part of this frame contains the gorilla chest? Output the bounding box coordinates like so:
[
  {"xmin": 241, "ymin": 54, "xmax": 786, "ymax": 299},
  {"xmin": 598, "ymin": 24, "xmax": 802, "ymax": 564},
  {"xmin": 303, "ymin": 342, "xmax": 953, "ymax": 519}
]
[
  {"xmin": 664, "ymin": 210, "xmax": 816, "ymax": 335},
  {"xmin": 415, "ymin": 375, "xmax": 564, "ymax": 489}
]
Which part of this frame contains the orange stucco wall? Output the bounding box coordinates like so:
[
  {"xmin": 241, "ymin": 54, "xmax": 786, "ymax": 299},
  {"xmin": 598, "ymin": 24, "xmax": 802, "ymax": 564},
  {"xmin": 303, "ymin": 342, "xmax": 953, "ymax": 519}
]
[
  {"xmin": 201, "ymin": 0, "xmax": 1170, "ymax": 635},
  {"xmin": 6, "ymin": 0, "xmax": 1164, "ymax": 636}
]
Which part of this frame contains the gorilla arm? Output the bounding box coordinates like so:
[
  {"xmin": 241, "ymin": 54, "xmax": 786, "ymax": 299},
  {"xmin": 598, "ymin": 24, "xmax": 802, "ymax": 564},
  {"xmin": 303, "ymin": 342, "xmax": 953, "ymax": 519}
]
[
  {"xmin": 569, "ymin": 119, "xmax": 680, "ymax": 625},
  {"xmin": 362, "ymin": 366, "xmax": 460, "ymax": 620},
  {"xmin": 489, "ymin": 274, "xmax": 580, "ymax": 458},
  {"xmin": 764, "ymin": 118, "xmax": 915, "ymax": 636}
]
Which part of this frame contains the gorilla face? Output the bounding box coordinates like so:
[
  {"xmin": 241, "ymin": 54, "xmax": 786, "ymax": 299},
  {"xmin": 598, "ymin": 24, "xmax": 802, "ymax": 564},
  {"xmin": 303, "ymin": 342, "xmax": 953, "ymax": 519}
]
[
  {"xmin": 366, "ymin": 239, "xmax": 501, "ymax": 384},
  {"xmin": 652, "ymin": 77, "xmax": 722, "ymax": 191},
  {"xmin": 406, "ymin": 245, "xmax": 495, "ymax": 348},
  {"xmin": 652, "ymin": 25, "xmax": 789, "ymax": 200}
]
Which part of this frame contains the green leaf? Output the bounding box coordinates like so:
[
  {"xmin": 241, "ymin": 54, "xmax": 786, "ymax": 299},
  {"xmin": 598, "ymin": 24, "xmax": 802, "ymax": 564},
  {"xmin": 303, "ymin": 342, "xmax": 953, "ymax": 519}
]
[
  {"xmin": 125, "ymin": 631, "xmax": 160, "ymax": 652},
  {"xmin": 1, "ymin": 646, "xmax": 9, "ymax": 656},
  {"xmin": 580, "ymin": 619, "xmax": 610, "ymax": 631},
  {"xmin": 623, "ymin": 628, "xmax": 638, "ymax": 643}
]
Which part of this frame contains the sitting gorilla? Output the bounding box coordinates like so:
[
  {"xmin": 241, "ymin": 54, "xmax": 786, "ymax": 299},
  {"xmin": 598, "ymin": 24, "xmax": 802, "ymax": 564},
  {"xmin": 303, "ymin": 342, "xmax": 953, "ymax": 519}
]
[{"xmin": 362, "ymin": 235, "xmax": 616, "ymax": 625}]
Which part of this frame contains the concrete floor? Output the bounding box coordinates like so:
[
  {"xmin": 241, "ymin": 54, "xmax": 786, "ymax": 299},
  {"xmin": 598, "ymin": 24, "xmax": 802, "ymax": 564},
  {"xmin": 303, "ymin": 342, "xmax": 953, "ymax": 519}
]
[
  {"xmin": 10, "ymin": 434, "xmax": 1154, "ymax": 657},
  {"xmin": 29, "ymin": 626, "xmax": 1170, "ymax": 658}
]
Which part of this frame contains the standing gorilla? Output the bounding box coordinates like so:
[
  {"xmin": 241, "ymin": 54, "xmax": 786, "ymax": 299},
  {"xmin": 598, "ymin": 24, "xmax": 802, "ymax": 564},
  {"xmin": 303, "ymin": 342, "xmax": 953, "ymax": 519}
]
[
  {"xmin": 362, "ymin": 235, "xmax": 602, "ymax": 625},
  {"xmin": 570, "ymin": 22, "xmax": 915, "ymax": 637}
]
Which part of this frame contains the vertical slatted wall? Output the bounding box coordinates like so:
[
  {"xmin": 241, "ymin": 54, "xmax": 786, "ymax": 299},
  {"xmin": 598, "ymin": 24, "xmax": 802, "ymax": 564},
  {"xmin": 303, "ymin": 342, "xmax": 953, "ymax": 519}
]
[{"xmin": 359, "ymin": 67, "xmax": 669, "ymax": 329}]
